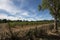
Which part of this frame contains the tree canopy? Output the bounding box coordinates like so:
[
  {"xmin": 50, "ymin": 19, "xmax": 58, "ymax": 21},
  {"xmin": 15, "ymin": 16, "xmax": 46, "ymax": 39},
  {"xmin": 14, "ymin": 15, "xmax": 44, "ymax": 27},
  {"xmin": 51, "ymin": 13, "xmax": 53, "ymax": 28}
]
[{"xmin": 39, "ymin": 0, "xmax": 60, "ymax": 20}]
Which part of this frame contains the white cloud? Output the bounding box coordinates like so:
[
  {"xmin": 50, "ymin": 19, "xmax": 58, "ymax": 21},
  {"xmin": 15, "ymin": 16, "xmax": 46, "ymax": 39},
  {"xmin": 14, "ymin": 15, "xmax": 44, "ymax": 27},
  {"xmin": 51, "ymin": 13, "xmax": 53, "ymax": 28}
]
[
  {"xmin": 0, "ymin": 0, "xmax": 30, "ymax": 20},
  {"xmin": 25, "ymin": 18, "xmax": 36, "ymax": 21},
  {"xmin": 0, "ymin": 0, "xmax": 45, "ymax": 21},
  {"xmin": 0, "ymin": 13, "xmax": 29, "ymax": 20},
  {"xmin": 0, "ymin": 14, "xmax": 18, "ymax": 20},
  {"xmin": 18, "ymin": 11, "xmax": 29, "ymax": 16},
  {"xmin": 0, "ymin": 13, "xmax": 44, "ymax": 21},
  {"xmin": 22, "ymin": 12, "xmax": 29, "ymax": 16},
  {"xmin": 0, "ymin": 14, "xmax": 7, "ymax": 19},
  {"xmin": 0, "ymin": 0, "xmax": 20, "ymax": 15},
  {"xmin": 0, "ymin": 0, "xmax": 30, "ymax": 15}
]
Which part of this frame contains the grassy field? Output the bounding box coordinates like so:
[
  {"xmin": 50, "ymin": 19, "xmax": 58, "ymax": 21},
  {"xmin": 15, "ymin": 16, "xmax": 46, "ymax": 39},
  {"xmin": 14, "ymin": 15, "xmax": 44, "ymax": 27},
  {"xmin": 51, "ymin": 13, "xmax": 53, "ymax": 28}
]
[
  {"xmin": 0, "ymin": 21, "xmax": 60, "ymax": 40},
  {"xmin": 8, "ymin": 21, "xmax": 53, "ymax": 27}
]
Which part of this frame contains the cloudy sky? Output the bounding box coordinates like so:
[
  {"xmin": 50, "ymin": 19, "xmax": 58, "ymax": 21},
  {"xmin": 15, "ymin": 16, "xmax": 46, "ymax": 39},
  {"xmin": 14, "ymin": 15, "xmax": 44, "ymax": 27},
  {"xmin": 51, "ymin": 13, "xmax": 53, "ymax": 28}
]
[{"xmin": 0, "ymin": 0, "xmax": 53, "ymax": 21}]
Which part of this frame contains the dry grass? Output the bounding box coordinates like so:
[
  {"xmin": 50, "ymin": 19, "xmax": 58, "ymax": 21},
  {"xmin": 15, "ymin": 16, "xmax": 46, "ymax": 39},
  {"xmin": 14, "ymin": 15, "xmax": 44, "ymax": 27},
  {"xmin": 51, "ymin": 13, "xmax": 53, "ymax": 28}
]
[{"xmin": 0, "ymin": 23, "xmax": 60, "ymax": 40}]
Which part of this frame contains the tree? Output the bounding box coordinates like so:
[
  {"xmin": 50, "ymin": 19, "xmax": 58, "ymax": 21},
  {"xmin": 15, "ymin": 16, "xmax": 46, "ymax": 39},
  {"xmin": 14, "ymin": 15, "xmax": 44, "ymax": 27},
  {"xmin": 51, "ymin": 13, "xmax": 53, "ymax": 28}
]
[
  {"xmin": 3, "ymin": 19, "xmax": 7, "ymax": 23},
  {"xmin": 38, "ymin": 0, "xmax": 60, "ymax": 32}
]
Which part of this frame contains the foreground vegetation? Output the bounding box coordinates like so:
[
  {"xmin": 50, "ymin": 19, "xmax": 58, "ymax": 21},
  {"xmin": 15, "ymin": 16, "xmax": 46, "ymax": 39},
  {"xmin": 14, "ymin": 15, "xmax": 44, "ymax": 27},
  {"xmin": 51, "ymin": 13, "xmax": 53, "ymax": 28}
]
[
  {"xmin": 0, "ymin": 19, "xmax": 60, "ymax": 40},
  {"xmin": 0, "ymin": 23, "xmax": 60, "ymax": 40}
]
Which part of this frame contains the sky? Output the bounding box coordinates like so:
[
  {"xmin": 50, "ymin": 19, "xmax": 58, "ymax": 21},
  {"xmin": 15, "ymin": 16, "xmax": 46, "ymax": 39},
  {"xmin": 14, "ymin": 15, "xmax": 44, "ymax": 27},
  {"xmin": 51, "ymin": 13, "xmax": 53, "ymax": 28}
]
[{"xmin": 0, "ymin": 0, "xmax": 53, "ymax": 21}]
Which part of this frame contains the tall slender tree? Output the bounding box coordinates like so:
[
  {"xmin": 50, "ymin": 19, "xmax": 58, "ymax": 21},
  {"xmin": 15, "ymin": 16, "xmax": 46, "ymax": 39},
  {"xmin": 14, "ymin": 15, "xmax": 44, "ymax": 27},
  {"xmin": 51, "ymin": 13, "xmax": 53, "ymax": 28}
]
[{"xmin": 38, "ymin": 0, "xmax": 60, "ymax": 32}]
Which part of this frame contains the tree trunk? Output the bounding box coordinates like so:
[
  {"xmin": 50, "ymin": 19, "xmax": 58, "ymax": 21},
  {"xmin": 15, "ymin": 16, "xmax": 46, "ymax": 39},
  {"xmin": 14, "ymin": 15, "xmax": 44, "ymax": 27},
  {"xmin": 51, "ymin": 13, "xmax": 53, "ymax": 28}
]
[{"xmin": 53, "ymin": 13, "xmax": 58, "ymax": 32}]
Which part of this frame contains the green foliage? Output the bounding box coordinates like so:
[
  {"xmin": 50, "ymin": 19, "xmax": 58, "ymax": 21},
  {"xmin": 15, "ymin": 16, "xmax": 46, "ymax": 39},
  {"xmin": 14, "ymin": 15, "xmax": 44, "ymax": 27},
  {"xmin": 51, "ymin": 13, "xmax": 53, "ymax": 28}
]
[
  {"xmin": 38, "ymin": 5, "xmax": 42, "ymax": 11},
  {"xmin": 7, "ymin": 20, "xmax": 53, "ymax": 27},
  {"xmin": 8, "ymin": 22, "xmax": 16, "ymax": 27},
  {"xmin": 39, "ymin": 0, "xmax": 60, "ymax": 20}
]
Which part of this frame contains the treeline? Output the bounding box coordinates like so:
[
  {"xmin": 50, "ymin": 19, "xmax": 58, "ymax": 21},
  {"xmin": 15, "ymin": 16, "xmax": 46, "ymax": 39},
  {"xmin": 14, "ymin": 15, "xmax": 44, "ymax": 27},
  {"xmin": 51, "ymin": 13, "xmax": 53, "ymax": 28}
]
[
  {"xmin": 0, "ymin": 19, "xmax": 54, "ymax": 23},
  {"xmin": 0, "ymin": 19, "xmax": 21, "ymax": 23}
]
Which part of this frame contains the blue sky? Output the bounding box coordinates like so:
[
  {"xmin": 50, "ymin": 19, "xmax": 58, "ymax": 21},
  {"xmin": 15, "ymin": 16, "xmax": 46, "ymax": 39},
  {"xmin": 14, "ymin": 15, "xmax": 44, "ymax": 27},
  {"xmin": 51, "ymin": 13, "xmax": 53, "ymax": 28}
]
[{"xmin": 0, "ymin": 0, "xmax": 53, "ymax": 21}]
